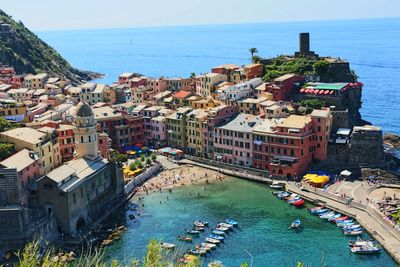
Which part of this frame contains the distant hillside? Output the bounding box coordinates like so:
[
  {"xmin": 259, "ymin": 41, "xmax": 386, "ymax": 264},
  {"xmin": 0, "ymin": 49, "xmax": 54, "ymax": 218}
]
[{"xmin": 0, "ymin": 9, "xmax": 101, "ymax": 85}]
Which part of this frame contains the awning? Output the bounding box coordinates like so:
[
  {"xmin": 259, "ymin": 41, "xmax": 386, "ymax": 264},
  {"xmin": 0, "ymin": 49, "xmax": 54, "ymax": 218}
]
[{"xmin": 300, "ymin": 88, "xmax": 305, "ymax": 93}]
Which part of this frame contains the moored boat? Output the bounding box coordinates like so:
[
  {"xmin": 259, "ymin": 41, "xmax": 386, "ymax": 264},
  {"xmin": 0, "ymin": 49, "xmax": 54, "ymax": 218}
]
[
  {"xmin": 342, "ymin": 224, "xmax": 362, "ymax": 230},
  {"xmin": 343, "ymin": 229, "xmax": 363, "ymax": 236},
  {"xmin": 327, "ymin": 214, "xmax": 341, "ymax": 221},
  {"xmin": 218, "ymin": 222, "xmax": 233, "ymax": 228},
  {"xmin": 312, "ymin": 208, "xmax": 328, "ymax": 215},
  {"xmin": 201, "ymin": 242, "xmax": 217, "ymax": 249},
  {"xmin": 277, "ymin": 192, "xmax": 290, "ymax": 199},
  {"xmin": 209, "ymin": 234, "xmax": 224, "ymax": 240},
  {"xmin": 289, "ymin": 219, "xmax": 301, "ymax": 230},
  {"xmin": 179, "ymin": 236, "xmax": 193, "ymax": 242},
  {"xmin": 225, "ymin": 219, "xmax": 238, "ymax": 226},
  {"xmin": 336, "ymin": 220, "xmax": 354, "ymax": 227},
  {"xmin": 332, "ymin": 216, "xmax": 349, "ymax": 222},
  {"xmin": 187, "ymin": 249, "xmax": 207, "ymax": 256},
  {"xmin": 319, "ymin": 211, "xmax": 335, "ymax": 219},
  {"xmin": 211, "ymin": 229, "xmax": 225, "ymax": 236},
  {"xmin": 205, "ymin": 237, "xmax": 221, "ymax": 244},
  {"xmin": 186, "ymin": 229, "xmax": 200, "ymax": 235},
  {"xmin": 293, "ymin": 199, "xmax": 305, "ymax": 207},
  {"xmin": 216, "ymin": 225, "xmax": 229, "ymax": 231},
  {"xmin": 193, "ymin": 221, "xmax": 205, "ymax": 227},
  {"xmin": 161, "ymin": 242, "xmax": 176, "ymax": 249},
  {"xmin": 269, "ymin": 182, "xmax": 284, "ymax": 189},
  {"xmin": 193, "ymin": 226, "xmax": 205, "ymax": 231}
]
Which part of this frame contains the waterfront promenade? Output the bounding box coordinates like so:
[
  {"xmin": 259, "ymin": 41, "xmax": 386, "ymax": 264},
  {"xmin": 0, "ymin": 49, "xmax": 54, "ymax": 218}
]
[{"xmin": 179, "ymin": 157, "xmax": 400, "ymax": 263}]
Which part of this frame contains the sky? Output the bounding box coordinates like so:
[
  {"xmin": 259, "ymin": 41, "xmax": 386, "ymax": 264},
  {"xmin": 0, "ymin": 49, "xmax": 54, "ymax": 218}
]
[{"xmin": 2, "ymin": 0, "xmax": 400, "ymax": 31}]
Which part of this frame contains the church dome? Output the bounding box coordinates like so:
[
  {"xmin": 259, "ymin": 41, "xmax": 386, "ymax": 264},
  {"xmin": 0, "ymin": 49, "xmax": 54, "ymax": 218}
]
[{"xmin": 76, "ymin": 102, "xmax": 93, "ymax": 117}]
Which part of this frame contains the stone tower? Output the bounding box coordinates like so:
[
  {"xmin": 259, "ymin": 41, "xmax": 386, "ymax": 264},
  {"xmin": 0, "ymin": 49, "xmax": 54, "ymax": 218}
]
[
  {"xmin": 295, "ymin": 32, "xmax": 318, "ymax": 58},
  {"xmin": 73, "ymin": 102, "xmax": 99, "ymax": 160}
]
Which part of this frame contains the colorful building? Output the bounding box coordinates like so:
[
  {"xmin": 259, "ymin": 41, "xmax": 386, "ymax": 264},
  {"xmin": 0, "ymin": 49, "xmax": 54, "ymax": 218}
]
[
  {"xmin": 186, "ymin": 109, "xmax": 208, "ymax": 156},
  {"xmin": 166, "ymin": 107, "xmax": 192, "ymax": 149},
  {"xmin": 266, "ymin": 74, "xmax": 305, "ymax": 101}
]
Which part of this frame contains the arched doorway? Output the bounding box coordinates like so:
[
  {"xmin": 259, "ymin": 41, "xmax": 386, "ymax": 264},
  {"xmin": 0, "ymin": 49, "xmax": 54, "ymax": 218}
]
[{"xmin": 76, "ymin": 217, "xmax": 86, "ymax": 233}]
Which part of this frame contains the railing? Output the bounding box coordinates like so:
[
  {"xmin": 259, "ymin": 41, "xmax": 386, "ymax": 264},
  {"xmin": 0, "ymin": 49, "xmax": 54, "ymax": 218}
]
[{"xmin": 124, "ymin": 163, "xmax": 162, "ymax": 195}]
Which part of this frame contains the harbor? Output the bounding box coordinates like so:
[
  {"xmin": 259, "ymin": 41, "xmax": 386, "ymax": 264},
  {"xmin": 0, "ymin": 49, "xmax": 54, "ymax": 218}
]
[{"xmin": 101, "ymin": 173, "xmax": 396, "ymax": 266}]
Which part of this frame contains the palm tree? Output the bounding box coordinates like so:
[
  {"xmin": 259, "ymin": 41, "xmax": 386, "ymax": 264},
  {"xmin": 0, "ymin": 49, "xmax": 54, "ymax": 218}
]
[{"xmin": 249, "ymin": 47, "xmax": 258, "ymax": 62}]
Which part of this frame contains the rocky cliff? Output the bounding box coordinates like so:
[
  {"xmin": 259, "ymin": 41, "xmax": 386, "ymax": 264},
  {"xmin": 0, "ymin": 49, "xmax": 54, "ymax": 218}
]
[{"xmin": 0, "ymin": 9, "xmax": 100, "ymax": 85}]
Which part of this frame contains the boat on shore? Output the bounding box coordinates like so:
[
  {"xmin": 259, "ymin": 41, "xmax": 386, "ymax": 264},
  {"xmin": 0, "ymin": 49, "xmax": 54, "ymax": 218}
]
[{"xmin": 289, "ymin": 219, "xmax": 301, "ymax": 230}]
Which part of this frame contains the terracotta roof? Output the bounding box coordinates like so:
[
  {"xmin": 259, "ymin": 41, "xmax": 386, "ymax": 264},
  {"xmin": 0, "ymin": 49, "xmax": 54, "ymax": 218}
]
[{"xmin": 173, "ymin": 90, "xmax": 192, "ymax": 99}]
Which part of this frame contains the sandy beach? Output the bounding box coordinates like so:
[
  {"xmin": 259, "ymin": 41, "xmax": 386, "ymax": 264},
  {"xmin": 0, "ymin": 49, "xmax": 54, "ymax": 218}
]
[{"xmin": 134, "ymin": 164, "xmax": 226, "ymax": 197}]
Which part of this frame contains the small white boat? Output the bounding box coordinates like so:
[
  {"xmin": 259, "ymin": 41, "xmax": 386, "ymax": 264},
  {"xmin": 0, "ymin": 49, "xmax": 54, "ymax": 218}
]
[
  {"xmin": 269, "ymin": 182, "xmax": 284, "ymax": 189},
  {"xmin": 161, "ymin": 242, "xmax": 176, "ymax": 249},
  {"xmin": 216, "ymin": 226, "xmax": 229, "ymax": 231},
  {"xmin": 218, "ymin": 223, "xmax": 233, "ymax": 228},
  {"xmin": 205, "ymin": 237, "xmax": 221, "ymax": 244},
  {"xmin": 319, "ymin": 211, "xmax": 335, "ymax": 219},
  {"xmin": 225, "ymin": 219, "xmax": 238, "ymax": 226},
  {"xmin": 343, "ymin": 224, "xmax": 362, "ymax": 230},
  {"xmin": 201, "ymin": 243, "xmax": 216, "ymax": 249},
  {"xmin": 343, "ymin": 230, "xmax": 363, "ymax": 236},
  {"xmin": 350, "ymin": 245, "xmax": 380, "ymax": 254}
]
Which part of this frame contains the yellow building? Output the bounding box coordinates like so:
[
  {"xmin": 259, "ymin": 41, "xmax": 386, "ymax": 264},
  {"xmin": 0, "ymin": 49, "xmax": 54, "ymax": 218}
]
[
  {"xmin": 1, "ymin": 127, "xmax": 61, "ymax": 173},
  {"xmin": 236, "ymin": 97, "xmax": 268, "ymax": 115},
  {"xmin": 191, "ymin": 98, "xmax": 220, "ymax": 109},
  {"xmin": 0, "ymin": 103, "xmax": 28, "ymax": 122},
  {"xmin": 198, "ymin": 73, "xmax": 227, "ymax": 97},
  {"xmin": 186, "ymin": 109, "xmax": 208, "ymax": 156}
]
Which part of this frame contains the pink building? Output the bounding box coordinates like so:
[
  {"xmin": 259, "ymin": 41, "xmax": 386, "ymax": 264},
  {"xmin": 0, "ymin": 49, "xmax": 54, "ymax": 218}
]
[
  {"xmin": 130, "ymin": 77, "xmax": 148, "ymax": 88},
  {"xmin": 214, "ymin": 113, "xmax": 260, "ymax": 166},
  {"xmin": 0, "ymin": 149, "xmax": 43, "ymax": 205},
  {"xmin": 310, "ymin": 109, "xmax": 332, "ymax": 161},
  {"xmin": 150, "ymin": 116, "xmax": 167, "ymax": 147},
  {"xmin": 149, "ymin": 79, "xmax": 167, "ymax": 94},
  {"xmin": 202, "ymin": 105, "xmax": 238, "ymax": 158}
]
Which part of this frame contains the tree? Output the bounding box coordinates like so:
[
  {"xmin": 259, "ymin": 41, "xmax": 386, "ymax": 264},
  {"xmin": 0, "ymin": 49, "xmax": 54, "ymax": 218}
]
[
  {"xmin": 249, "ymin": 48, "xmax": 258, "ymax": 62},
  {"xmin": 140, "ymin": 154, "xmax": 146, "ymax": 162},
  {"xmin": 151, "ymin": 153, "xmax": 157, "ymax": 161},
  {"xmin": 0, "ymin": 143, "xmax": 14, "ymax": 160},
  {"xmin": 300, "ymin": 99, "xmax": 326, "ymax": 110},
  {"xmin": 190, "ymin": 72, "xmax": 196, "ymax": 78},
  {"xmin": 0, "ymin": 117, "xmax": 11, "ymax": 132},
  {"xmin": 146, "ymin": 158, "xmax": 152, "ymax": 166},
  {"xmin": 114, "ymin": 151, "xmax": 128, "ymax": 163}
]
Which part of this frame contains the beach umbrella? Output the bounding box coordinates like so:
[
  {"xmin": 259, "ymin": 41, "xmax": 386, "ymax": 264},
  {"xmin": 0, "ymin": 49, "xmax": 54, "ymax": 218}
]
[
  {"xmin": 300, "ymin": 88, "xmax": 305, "ymax": 93},
  {"xmin": 319, "ymin": 90, "xmax": 325, "ymax": 95},
  {"xmin": 329, "ymin": 90, "xmax": 334, "ymax": 95}
]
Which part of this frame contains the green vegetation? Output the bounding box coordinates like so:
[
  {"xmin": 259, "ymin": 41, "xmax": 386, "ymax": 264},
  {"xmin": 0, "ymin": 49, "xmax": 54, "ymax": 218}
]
[
  {"xmin": 0, "ymin": 143, "xmax": 14, "ymax": 160},
  {"xmin": 114, "ymin": 151, "xmax": 128, "ymax": 163},
  {"xmin": 146, "ymin": 158, "xmax": 152, "ymax": 166},
  {"xmin": 249, "ymin": 47, "xmax": 258, "ymax": 63},
  {"xmin": 140, "ymin": 154, "xmax": 146, "ymax": 162},
  {"xmin": 129, "ymin": 162, "xmax": 137, "ymax": 171},
  {"xmin": 151, "ymin": 152, "xmax": 157, "ymax": 161},
  {"xmin": 299, "ymin": 99, "xmax": 326, "ymax": 110},
  {"xmin": 263, "ymin": 56, "xmax": 315, "ymax": 81},
  {"xmin": 0, "ymin": 9, "xmax": 97, "ymax": 84},
  {"xmin": 312, "ymin": 60, "xmax": 330, "ymax": 76}
]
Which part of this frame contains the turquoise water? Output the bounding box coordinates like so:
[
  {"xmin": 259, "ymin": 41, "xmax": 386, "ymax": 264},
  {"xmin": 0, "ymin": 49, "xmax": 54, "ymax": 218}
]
[
  {"xmin": 38, "ymin": 18, "xmax": 400, "ymax": 134},
  {"xmin": 104, "ymin": 178, "xmax": 396, "ymax": 266}
]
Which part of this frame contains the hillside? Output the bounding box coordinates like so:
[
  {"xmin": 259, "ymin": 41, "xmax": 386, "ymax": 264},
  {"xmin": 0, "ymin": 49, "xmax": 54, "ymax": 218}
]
[{"xmin": 0, "ymin": 9, "xmax": 100, "ymax": 85}]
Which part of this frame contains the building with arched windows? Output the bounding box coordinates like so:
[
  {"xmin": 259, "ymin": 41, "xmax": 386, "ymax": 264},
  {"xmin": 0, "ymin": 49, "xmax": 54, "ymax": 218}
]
[{"xmin": 36, "ymin": 102, "xmax": 124, "ymax": 236}]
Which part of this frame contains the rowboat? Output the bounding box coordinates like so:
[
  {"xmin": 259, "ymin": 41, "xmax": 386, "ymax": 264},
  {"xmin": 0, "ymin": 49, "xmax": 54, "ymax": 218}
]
[
  {"xmin": 211, "ymin": 229, "xmax": 225, "ymax": 236},
  {"xmin": 201, "ymin": 243, "xmax": 217, "ymax": 249},
  {"xmin": 287, "ymin": 196, "xmax": 301, "ymax": 204},
  {"xmin": 342, "ymin": 224, "xmax": 361, "ymax": 230},
  {"xmin": 179, "ymin": 236, "xmax": 193, "ymax": 242},
  {"xmin": 293, "ymin": 199, "xmax": 305, "ymax": 207},
  {"xmin": 216, "ymin": 226, "xmax": 229, "ymax": 231},
  {"xmin": 193, "ymin": 221, "xmax": 205, "ymax": 227},
  {"xmin": 343, "ymin": 229, "xmax": 363, "ymax": 236},
  {"xmin": 225, "ymin": 219, "xmax": 238, "ymax": 226},
  {"xmin": 312, "ymin": 208, "xmax": 328, "ymax": 215},
  {"xmin": 327, "ymin": 214, "xmax": 341, "ymax": 221},
  {"xmin": 319, "ymin": 211, "xmax": 335, "ymax": 219},
  {"xmin": 269, "ymin": 182, "xmax": 284, "ymax": 189},
  {"xmin": 309, "ymin": 206, "xmax": 325, "ymax": 213},
  {"xmin": 218, "ymin": 223, "xmax": 233, "ymax": 228},
  {"xmin": 193, "ymin": 226, "xmax": 205, "ymax": 231},
  {"xmin": 186, "ymin": 229, "xmax": 200, "ymax": 235},
  {"xmin": 161, "ymin": 242, "xmax": 176, "ymax": 249},
  {"xmin": 336, "ymin": 220, "xmax": 354, "ymax": 227},
  {"xmin": 277, "ymin": 192, "xmax": 290, "ymax": 199},
  {"xmin": 205, "ymin": 237, "xmax": 221, "ymax": 244},
  {"xmin": 209, "ymin": 234, "xmax": 224, "ymax": 240},
  {"xmin": 195, "ymin": 245, "xmax": 211, "ymax": 252},
  {"xmin": 289, "ymin": 219, "xmax": 301, "ymax": 230},
  {"xmin": 332, "ymin": 216, "xmax": 349, "ymax": 222}
]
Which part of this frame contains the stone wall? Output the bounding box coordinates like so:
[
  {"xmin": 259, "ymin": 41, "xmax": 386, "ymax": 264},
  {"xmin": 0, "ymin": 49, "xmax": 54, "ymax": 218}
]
[{"xmin": 349, "ymin": 126, "xmax": 384, "ymax": 165}]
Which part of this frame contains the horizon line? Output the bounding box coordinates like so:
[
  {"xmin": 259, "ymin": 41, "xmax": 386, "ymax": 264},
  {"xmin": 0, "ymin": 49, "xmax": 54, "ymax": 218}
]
[{"xmin": 35, "ymin": 16, "xmax": 400, "ymax": 33}]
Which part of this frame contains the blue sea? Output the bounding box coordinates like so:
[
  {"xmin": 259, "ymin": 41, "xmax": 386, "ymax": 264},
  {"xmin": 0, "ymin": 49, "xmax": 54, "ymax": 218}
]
[{"xmin": 38, "ymin": 18, "xmax": 400, "ymax": 134}]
